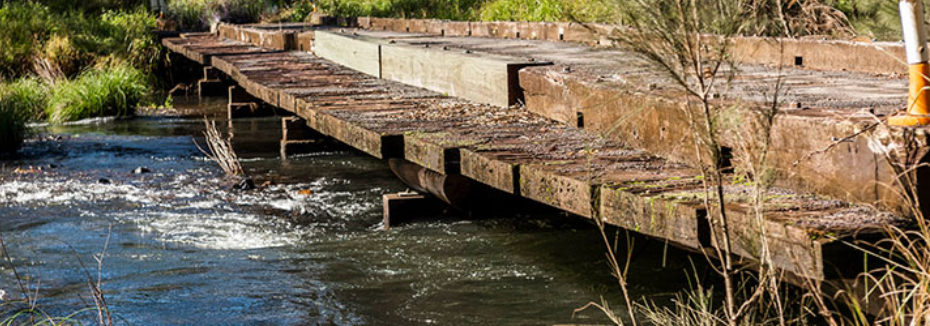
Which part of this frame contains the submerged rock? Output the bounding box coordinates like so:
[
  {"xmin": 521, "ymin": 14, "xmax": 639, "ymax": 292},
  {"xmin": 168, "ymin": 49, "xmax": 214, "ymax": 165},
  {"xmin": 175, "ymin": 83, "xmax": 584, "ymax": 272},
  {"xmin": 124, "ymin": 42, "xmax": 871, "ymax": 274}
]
[{"xmin": 97, "ymin": 178, "xmax": 111, "ymax": 184}]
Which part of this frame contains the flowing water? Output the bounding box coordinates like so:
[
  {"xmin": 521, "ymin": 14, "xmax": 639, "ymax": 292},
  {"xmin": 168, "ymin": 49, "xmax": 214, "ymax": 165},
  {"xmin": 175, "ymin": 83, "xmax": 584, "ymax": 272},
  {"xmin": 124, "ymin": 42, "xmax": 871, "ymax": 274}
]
[{"xmin": 0, "ymin": 97, "xmax": 700, "ymax": 325}]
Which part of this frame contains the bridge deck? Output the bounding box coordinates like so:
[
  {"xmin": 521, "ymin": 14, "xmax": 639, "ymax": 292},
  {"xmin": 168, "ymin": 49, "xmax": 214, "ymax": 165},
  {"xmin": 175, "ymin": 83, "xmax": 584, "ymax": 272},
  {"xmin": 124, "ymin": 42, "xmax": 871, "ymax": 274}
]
[{"xmin": 163, "ymin": 31, "xmax": 905, "ymax": 282}]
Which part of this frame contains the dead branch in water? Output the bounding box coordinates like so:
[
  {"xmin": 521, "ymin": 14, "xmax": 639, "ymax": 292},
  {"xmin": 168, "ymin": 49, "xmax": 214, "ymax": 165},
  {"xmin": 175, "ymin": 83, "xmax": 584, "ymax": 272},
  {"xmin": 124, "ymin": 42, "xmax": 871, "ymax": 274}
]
[{"xmin": 195, "ymin": 117, "xmax": 244, "ymax": 177}]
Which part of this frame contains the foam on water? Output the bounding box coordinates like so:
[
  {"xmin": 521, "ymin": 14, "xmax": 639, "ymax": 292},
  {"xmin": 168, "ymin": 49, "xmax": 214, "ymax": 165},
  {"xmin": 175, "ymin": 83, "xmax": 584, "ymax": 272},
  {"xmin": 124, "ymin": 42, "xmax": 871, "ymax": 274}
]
[
  {"xmin": 116, "ymin": 211, "xmax": 301, "ymax": 250},
  {"xmin": 0, "ymin": 174, "xmax": 353, "ymax": 250}
]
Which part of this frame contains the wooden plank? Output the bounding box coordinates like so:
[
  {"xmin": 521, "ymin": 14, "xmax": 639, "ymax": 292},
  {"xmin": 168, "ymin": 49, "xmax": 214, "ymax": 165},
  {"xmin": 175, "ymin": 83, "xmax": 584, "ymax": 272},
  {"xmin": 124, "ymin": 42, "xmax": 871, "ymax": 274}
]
[
  {"xmin": 313, "ymin": 31, "xmax": 383, "ymax": 78},
  {"xmin": 460, "ymin": 149, "xmax": 519, "ymax": 194},
  {"xmin": 520, "ymin": 164, "xmax": 596, "ymax": 218},
  {"xmin": 380, "ymin": 41, "xmax": 550, "ymax": 107}
]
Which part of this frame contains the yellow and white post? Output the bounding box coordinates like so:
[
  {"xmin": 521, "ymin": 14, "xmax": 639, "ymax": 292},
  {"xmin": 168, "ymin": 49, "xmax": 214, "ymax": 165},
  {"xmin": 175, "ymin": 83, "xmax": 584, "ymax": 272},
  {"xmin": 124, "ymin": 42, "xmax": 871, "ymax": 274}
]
[{"xmin": 890, "ymin": 0, "xmax": 930, "ymax": 126}]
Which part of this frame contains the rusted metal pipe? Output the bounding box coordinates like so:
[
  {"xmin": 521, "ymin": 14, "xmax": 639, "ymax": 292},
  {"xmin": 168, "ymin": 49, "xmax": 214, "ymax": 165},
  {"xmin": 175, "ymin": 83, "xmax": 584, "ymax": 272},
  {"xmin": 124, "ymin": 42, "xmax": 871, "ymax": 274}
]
[
  {"xmin": 890, "ymin": 0, "xmax": 930, "ymax": 126},
  {"xmin": 387, "ymin": 158, "xmax": 474, "ymax": 209}
]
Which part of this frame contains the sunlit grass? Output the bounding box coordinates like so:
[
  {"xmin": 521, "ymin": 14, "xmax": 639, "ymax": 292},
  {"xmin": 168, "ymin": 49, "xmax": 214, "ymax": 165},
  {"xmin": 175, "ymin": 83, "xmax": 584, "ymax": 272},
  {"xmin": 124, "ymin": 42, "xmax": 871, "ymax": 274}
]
[{"xmin": 46, "ymin": 64, "xmax": 150, "ymax": 123}]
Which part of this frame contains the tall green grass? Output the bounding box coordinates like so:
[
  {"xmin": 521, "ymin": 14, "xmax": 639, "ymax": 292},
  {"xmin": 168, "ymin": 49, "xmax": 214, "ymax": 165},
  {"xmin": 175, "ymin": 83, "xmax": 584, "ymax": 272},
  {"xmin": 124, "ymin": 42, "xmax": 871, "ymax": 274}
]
[
  {"xmin": 0, "ymin": 78, "xmax": 46, "ymax": 153},
  {"xmin": 46, "ymin": 64, "xmax": 150, "ymax": 123}
]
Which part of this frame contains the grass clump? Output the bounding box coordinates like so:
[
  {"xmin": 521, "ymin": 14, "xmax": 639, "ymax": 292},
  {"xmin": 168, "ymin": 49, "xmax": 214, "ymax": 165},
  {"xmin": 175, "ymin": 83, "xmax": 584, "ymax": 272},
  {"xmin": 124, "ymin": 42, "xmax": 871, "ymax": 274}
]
[
  {"xmin": 46, "ymin": 64, "xmax": 150, "ymax": 123},
  {"xmin": 0, "ymin": 78, "xmax": 47, "ymax": 154}
]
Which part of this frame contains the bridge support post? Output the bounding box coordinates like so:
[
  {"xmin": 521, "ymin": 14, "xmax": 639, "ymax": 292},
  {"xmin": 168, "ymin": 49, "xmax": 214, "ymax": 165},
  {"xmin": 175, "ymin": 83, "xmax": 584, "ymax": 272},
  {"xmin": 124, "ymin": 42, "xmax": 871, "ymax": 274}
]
[
  {"xmin": 197, "ymin": 67, "xmax": 226, "ymax": 98},
  {"xmin": 227, "ymin": 85, "xmax": 260, "ymax": 122},
  {"xmin": 280, "ymin": 116, "xmax": 323, "ymax": 159},
  {"xmin": 382, "ymin": 191, "xmax": 446, "ymax": 229}
]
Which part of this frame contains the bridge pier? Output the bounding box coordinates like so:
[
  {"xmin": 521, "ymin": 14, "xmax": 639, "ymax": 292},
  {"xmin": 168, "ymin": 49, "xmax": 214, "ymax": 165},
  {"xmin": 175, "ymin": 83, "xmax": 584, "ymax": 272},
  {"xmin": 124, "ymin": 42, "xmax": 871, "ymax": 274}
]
[
  {"xmin": 197, "ymin": 66, "xmax": 226, "ymax": 97},
  {"xmin": 227, "ymin": 85, "xmax": 261, "ymax": 122},
  {"xmin": 382, "ymin": 191, "xmax": 446, "ymax": 229},
  {"xmin": 280, "ymin": 116, "xmax": 324, "ymax": 159}
]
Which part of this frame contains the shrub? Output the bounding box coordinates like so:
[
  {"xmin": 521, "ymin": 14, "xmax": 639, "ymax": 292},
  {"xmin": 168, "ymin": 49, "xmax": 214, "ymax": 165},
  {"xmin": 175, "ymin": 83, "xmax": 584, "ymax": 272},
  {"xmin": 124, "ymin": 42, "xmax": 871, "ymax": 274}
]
[
  {"xmin": 99, "ymin": 9, "xmax": 161, "ymax": 70},
  {"xmin": 314, "ymin": 0, "xmax": 483, "ymax": 20},
  {"xmin": 479, "ymin": 0, "xmax": 563, "ymax": 22},
  {"xmin": 0, "ymin": 1, "xmax": 55, "ymax": 78},
  {"xmin": 166, "ymin": 0, "xmax": 272, "ymax": 31},
  {"xmin": 0, "ymin": 78, "xmax": 47, "ymax": 153},
  {"xmin": 166, "ymin": 0, "xmax": 209, "ymax": 30},
  {"xmin": 838, "ymin": 0, "xmax": 900, "ymax": 40},
  {"xmin": 43, "ymin": 34, "xmax": 87, "ymax": 77},
  {"xmin": 46, "ymin": 64, "xmax": 150, "ymax": 123},
  {"xmin": 59, "ymin": 8, "xmax": 160, "ymax": 75},
  {"xmin": 271, "ymin": 0, "xmax": 316, "ymax": 22}
]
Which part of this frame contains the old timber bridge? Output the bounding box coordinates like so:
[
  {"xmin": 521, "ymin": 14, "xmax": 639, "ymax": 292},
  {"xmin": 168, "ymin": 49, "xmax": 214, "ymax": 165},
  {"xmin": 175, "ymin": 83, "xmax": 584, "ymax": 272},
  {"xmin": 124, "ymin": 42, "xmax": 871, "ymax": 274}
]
[{"xmin": 161, "ymin": 18, "xmax": 926, "ymax": 288}]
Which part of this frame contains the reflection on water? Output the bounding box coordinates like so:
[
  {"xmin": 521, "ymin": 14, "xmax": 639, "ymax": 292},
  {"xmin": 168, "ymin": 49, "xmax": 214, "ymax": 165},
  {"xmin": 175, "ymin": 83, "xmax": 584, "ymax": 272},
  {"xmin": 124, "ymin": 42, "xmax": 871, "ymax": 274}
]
[{"xmin": 0, "ymin": 97, "xmax": 700, "ymax": 325}]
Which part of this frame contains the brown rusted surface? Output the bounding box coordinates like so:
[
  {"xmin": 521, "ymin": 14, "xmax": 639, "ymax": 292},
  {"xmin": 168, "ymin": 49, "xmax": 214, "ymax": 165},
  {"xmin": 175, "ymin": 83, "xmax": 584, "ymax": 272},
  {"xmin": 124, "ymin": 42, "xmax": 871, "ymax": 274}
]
[{"xmin": 163, "ymin": 31, "xmax": 908, "ymax": 282}]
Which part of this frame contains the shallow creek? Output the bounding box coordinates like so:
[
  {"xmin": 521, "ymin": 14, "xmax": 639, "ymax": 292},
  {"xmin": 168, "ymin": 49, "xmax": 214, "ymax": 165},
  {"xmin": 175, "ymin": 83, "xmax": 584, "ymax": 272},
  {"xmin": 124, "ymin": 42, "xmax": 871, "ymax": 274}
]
[{"xmin": 0, "ymin": 97, "xmax": 700, "ymax": 325}]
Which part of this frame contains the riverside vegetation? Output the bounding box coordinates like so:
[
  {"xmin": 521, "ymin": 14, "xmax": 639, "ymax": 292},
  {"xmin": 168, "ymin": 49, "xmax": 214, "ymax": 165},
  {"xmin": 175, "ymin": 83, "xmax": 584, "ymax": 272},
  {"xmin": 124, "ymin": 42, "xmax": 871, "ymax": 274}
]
[{"xmin": 0, "ymin": 1, "xmax": 157, "ymax": 154}]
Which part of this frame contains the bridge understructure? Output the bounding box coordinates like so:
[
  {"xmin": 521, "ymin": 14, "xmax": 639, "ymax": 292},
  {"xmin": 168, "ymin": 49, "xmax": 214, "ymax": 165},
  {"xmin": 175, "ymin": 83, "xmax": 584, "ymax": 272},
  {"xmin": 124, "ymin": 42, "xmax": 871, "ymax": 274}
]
[{"xmin": 162, "ymin": 20, "xmax": 928, "ymax": 294}]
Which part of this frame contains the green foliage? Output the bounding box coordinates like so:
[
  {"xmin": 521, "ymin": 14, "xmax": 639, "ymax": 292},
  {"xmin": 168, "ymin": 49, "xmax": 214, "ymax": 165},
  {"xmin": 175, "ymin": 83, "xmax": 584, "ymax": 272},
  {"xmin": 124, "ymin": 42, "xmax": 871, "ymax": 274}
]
[
  {"xmin": 99, "ymin": 9, "xmax": 161, "ymax": 68},
  {"xmin": 0, "ymin": 78, "xmax": 47, "ymax": 153},
  {"xmin": 0, "ymin": 2, "xmax": 160, "ymax": 78},
  {"xmin": 315, "ymin": 0, "xmax": 483, "ymax": 20},
  {"xmin": 166, "ymin": 0, "xmax": 209, "ymax": 30},
  {"xmin": 59, "ymin": 8, "xmax": 161, "ymax": 75},
  {"xmin": 0, "ymin": 2, "xmax": 160, "ymax": 126},
  {"xmin": 309, "ymin": 0, "xmax": 617, "ymax": 23},
  {"xmin": 840, "ymin": 0, "xmax": 901, "ymax": 40},
  {"xmin": 285, "ymin": 0, "xmax": 316, "ymax": 22},
  {"xmin": 562, "ymin": 0, "xmax": 621, "ymax": 23},
  {"xmin": 479, "ymin": 0, "xmax": 564, "ymax": 22},
  {"xmin": 0, "ymin": 1, "xmax": 55, "ymax": 77},
  {"xmin": 165, "ymin": 0, "xmax": 273, "ymax": 31},
  {"xmin": 46, "ymin": 64, "xmax": 151, "ymax": 123},
  {"xmin": 32, "ymin": 0, "xmax": 149, "ymax": 13}
]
